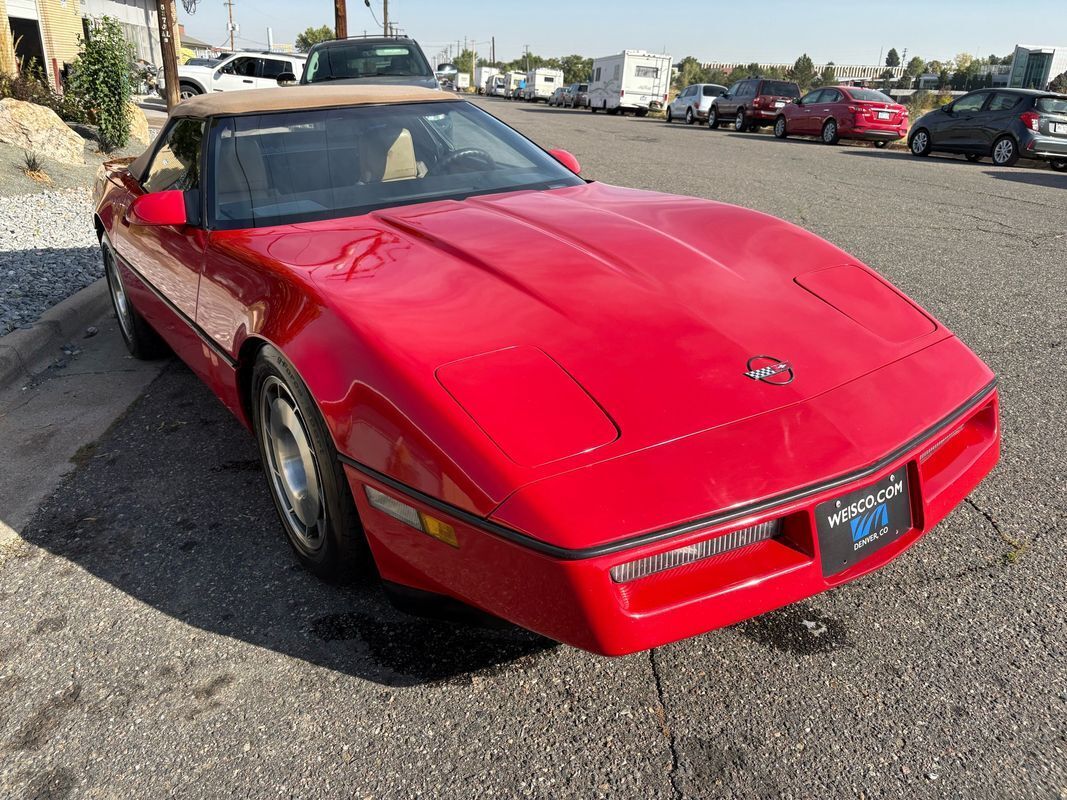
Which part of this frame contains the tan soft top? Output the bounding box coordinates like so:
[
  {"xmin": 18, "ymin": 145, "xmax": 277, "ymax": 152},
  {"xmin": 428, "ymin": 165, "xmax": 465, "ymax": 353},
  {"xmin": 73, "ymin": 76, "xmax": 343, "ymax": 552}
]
[{"xmin": 129, "ymin": 84, "xmax": 460, "ymax": 182}]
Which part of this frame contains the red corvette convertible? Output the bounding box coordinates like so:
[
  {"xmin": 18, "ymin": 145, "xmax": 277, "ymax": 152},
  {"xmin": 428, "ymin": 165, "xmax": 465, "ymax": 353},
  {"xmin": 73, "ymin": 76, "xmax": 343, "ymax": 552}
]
[{"xmin": 93, "ymin": 86, "xmax": 999, "ymax": 655}]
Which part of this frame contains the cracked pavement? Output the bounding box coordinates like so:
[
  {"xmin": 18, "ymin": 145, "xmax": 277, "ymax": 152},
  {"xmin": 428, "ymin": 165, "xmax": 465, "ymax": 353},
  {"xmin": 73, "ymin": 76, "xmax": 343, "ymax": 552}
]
[{"xmin": 1, "ymin": 99, "xmax": 1065, "ymax": 799}]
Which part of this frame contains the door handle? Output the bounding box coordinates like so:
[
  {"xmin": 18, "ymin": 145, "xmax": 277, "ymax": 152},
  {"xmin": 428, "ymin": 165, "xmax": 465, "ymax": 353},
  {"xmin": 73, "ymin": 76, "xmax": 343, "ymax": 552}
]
[{"xmin": 242, "ymin": 79, "xmax": 253, "ymax": 84}]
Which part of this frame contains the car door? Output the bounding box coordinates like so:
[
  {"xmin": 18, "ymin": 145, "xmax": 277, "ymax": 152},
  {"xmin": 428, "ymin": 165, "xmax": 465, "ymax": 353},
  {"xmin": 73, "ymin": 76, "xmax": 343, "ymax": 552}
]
[
  {"xmin": 982, "ymin": 92, "xmax": 1024, "ymax": 151},
  {"xmin": 212, "ymin": 56, "xmax": 258, "ymax": 92},
  {"xmin": 257, "ymin": 56, "xmax": 294, "ymax": 88},
  {"xmin": 794, "ymin": 89, "xmax": 824, "ymax": 134},
  {"xmin": 717, "ymin": 81, "xmax": 741, "ymax": 117},
  {"xmin": 818, "ymin": 88, "xmax": 845, "ymax": 132},
  {"xmin": 938, "ymin": 92, "xmax": 990, "ymax": 152},
  {"xmin": 111, "ymin": 117, "xmax": 209, "ymax": 347},
  {"xmin": 671, "ymin": 85, "xmax": 689, "ymax": 117}
]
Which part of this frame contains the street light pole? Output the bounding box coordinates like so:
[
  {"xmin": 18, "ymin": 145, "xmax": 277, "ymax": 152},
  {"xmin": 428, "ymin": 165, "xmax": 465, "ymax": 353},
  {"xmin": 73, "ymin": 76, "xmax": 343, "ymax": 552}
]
[{"xmin": 155, "ymin": 0, "xmax": 180, "ymax": 109}]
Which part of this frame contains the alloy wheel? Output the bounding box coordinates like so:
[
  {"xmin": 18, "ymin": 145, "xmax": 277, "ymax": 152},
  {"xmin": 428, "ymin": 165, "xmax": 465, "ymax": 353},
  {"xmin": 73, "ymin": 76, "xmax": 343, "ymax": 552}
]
[
  {"xmin": 735, "ymin": 109, "xmax": 745, "ymax": 131},
  {"xmin": 911, "ymin": 130, "xmax": 929, "ymax": 155},
  {"xmin": 774, "ymin": 117, "xmax": 787, "ymax": 138},
  {"xmin": 992, "ymin": 138, "xmax": 1015, "ymax": 166},
  {"xmin": 259, "ymin": 376, "xmax": 326, "ymax": 553},
  {"xmin": 104, "ymin": 248, "xmax": 134, "ymax": 342}
]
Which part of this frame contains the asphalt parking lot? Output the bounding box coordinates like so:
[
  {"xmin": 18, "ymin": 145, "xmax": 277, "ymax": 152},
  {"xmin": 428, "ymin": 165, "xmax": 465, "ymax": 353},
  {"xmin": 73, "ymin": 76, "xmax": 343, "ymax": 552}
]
[{"xmin": 2, "ymin": 97, "xmax": 1065, "ymax": 799}]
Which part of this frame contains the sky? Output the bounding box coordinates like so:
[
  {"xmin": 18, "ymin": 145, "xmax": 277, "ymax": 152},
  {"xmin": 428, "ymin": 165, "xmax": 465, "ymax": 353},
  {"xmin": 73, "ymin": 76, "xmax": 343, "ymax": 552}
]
[{"xmin": 178, "ymin": 0, "xmax": 1067, "ymax": 67}]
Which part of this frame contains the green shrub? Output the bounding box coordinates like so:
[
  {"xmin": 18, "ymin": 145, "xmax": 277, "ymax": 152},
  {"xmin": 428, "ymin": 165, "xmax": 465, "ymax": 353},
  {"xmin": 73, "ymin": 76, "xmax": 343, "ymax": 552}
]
[
  {"xmin": 67, "ymin": 16, "xmax": 133, "ymax": 151},
  {"xmin": 0, "ymin": 59, "xmax": 87, "ymax": 123}
]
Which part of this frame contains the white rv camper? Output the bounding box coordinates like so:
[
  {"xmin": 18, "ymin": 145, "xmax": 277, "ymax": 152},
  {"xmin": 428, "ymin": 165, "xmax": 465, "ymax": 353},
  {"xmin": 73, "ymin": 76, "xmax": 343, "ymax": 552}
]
[
  {"xmin": 474, "ymin": 66, "xmax": 499, "ymax": 94},
  {"xmin": 503, "ymin": 70, "xmax": 525, "ymax": 98},
  {"xmin": 586, "ymin": 50, "xmax": 672, "ymax": 115},
  {"xmin": 522, "ymin": 67, "xmax": 565, "ymax": 102}
]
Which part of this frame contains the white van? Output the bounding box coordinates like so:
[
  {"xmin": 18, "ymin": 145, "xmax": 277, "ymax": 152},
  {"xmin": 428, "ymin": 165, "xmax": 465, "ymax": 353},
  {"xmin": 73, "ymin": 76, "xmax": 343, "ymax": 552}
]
[
  {"xmin": 586, "ymin": 50, "xmax": 672, "ymax": 115},
  {"xmin": 522, "ymin": 68, "xmax": 565, "ymax": 102},
  {"xmin": 486, "ymin": 74, "xmax": 508, "ymax": 96}
]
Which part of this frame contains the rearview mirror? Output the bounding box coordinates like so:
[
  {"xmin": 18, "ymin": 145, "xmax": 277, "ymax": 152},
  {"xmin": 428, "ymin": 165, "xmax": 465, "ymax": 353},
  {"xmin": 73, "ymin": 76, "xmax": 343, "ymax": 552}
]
[
  {"xmin": 548, "ymin": 148, "xmax": 581, "ymax": 175},
  {"xmin": 127, "ymin": 190, "xmax": 189, "ymax": 227},
  {"xmin": 276, "ymin": 71, "xmax": 297, "ymax": 85}
]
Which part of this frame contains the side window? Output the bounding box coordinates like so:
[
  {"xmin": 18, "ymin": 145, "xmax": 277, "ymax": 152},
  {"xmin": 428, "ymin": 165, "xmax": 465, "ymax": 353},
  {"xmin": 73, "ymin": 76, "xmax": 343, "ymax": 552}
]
[
  {"xmin": 259, "ymin": 58, "xmax": 290, "ymax": 79},
  {"xmin": 220, "ymin": 56, "xmax": 256, "ymax": 76},
  {"xmin": 613, "ymin": 64, "xmax": 620, "ymax": 80},
  {"xmin": 953, "ymin": 93, "xmax": 987, "ymax": 113},
  {"xmin": 821, "ymin": 89, "xmax": 842, "ymax": 103},
  {"xmin": 802, "ymin": 89, "xmax": 824, "ymax": 104},
  {"xmin": 634, "ymin": 66, "xmax": 659, "ymax": 79},
  {"xmin": 988, "ymin": 92, "xmax": 1021, "ymax": 112},
  {"xmin": 725, "ymin": 81, "xmax": 741, "ymax": 96},
  {"xmin": 594, "ymin": 67, "xmax": 601, "ymax": 82},
  {"xmin": 143, "ymin": 118, "xmax": 205, "ymax": 193}
]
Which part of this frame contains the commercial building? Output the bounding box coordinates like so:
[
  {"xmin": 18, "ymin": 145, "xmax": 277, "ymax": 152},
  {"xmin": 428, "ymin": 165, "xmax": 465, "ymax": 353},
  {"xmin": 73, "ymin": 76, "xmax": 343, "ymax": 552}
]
[{"xmin": 1007, "ymin": 44, "xmax": 1067, "ymax": 90}]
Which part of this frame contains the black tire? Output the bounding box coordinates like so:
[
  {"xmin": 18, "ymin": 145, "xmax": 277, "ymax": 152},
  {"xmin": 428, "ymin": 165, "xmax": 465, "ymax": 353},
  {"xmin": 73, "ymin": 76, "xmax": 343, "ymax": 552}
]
[
  {"xmin": 251, "ymin": 345, "xmax": 367, "ymax": 581},
  {"xmin": 874, "ymin": 140, "xmax": 888, "ymax": 148},
  {"xmin": 590, "ymin": 103, "xmax": 597, "ymax": 113},
  {"xmin": 748, "ymin": 123, "xmax": 760, "ymax": 133},
  {"xmin": 965, "ymin": 153, "xmax": 982, "ymax": 162},
  {"xmin": 821, "ymin": 118, "xmax": 840, "ymax": 145},
  {"xmin": 685, "ymin": 107, "xmax": 694, "ymax": 125},
  {"xmin": 178, "ymin": 82, "xmax": 201, "ymax": 101},
  {"xmin": 101, "ymin": 240, "xmax": 166, "ymax": 359},
  {"xmin": 635, "ymin": 108, "xmax": 649, "ymax": 117},
  {"xmin": 665, "ymin": 107, "xmax": 672, "ymax": 123},
  {"xmin": 1051, "ymin": 159, "xmax": 1067, "ymax": 172},
  {"xmin": 734, "ymin": 108, "xmax": 746, "ymax": 132},
  {"xmin": 991, "ymin": 135, "xmax": 1019, "ymax": 167},
  {"xmin": 708, "ymin": 106, "xmax": 720, "ymax": 129},
  {"xmin": 910, "ymin": 128, "xmax": 932, "ymax": 156},
  {"xmin": 773, "ymin": 116, "xmax": 787, "ymax": 138}
]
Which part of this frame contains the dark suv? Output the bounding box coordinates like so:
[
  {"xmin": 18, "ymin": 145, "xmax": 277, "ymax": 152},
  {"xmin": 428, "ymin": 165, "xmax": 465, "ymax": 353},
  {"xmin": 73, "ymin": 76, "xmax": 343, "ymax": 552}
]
[
  {"xmin": 300, "ymin": 36, "xmax": 438, "ymax": 89},
  {"xmin": 909, "ymin": 88, "xmax": 1067, "ymax": 170},
  {"xmin": 709, "ymin": 78, "xmax": 801, "ymax": 132}
]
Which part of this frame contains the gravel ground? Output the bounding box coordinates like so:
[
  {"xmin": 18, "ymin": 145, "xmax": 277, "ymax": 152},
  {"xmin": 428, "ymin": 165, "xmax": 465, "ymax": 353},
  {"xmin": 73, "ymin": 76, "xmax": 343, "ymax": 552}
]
[
  {"xmin": 1, "ymin": 99, "xmax": 1065, "ymax": 799},
  {"xmin": 0, "ymin": 188, "xmax": 99, "ymax": 336}
]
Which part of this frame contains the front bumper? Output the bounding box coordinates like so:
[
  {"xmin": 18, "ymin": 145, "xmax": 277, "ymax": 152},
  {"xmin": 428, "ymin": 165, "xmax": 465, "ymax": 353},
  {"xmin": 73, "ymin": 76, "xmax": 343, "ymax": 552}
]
[{"xmin": 344, "ymin": 372, "xmax": 999, "ymax": 655}]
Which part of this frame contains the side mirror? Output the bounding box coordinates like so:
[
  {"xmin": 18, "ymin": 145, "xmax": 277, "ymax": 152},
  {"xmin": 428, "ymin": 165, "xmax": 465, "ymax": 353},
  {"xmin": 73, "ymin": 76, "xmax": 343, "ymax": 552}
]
[
  {"xmin": 719, "ymin": 91, "xmax": 728, "ymax": 97},
  {"xmin": 940, "ymin": 104, "xmax": 952, "ymax": 114},
  {"xmin": 549, "ymin": 148, "xmax": 581, "ymax": 175},
  {"xmin": 127, "ymin": 190, "xmax": 189, "ymax": 227},
  {"xmin": 276, "ymin": 71, "xmax": 297, "ymax": 85},
  {"xmin": 792, "ymin": 97, "xmax": 802, "ymax": 105},
  {"xmin": 437, "ymin": 63, "xmax": 459, "ymax": 77}
]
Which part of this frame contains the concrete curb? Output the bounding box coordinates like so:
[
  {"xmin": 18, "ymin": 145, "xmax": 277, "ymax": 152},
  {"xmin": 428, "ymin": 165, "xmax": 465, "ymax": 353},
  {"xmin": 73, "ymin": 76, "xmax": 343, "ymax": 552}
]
[{"xmin": 0, "ymin": 278, "xmax": 111, "ymax": 387}]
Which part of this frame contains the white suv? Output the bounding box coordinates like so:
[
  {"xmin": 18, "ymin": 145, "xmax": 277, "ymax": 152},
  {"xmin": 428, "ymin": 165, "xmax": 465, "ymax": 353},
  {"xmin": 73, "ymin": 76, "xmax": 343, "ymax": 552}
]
[{"xmin": 160, "ymin": 51, "xmax": 307, "ymax": 101}]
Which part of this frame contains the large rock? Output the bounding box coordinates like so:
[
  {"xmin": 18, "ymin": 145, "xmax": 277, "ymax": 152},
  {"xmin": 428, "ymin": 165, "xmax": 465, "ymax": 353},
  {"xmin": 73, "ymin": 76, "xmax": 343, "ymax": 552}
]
[
  {"xmin": 0, "ymin": 98, "xmax": 85, "ymax": 165},
  {"xmin": 127, "ymin": 101, "xmax": 150, "ymax": 145}
]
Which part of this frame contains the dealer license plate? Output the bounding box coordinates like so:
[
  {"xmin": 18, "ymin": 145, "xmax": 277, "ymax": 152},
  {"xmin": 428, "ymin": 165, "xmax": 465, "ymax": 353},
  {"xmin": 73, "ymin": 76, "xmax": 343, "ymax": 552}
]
[
  {"xmin": 877, "ymin": 111, "xmax": 891, "ymax": 120},
  {"xmin": 815, "ymin": 470, "xmax": 912, "ymax": 577}
]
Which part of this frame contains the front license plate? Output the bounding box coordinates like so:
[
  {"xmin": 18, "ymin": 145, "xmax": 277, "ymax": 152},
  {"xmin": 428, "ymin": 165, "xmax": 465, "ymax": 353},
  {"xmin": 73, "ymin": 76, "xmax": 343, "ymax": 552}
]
[
  {"xmin": 877, "ymin": 111, "xmax": 890, "ymax": 120},
  {"xmin": 774, "ymin": 101, "xmax": 785, "ymax": 108},
  {"xmin": 815, "ymin": 470, "xmax": 912, "ymax": 577}
]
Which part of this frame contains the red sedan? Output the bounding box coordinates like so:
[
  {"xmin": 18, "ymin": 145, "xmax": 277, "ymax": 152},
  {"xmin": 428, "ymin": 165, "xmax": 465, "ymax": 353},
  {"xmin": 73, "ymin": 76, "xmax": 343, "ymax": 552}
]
[
  {"xmin": 93, "ymin": 86, "xmax": 998, "ymax": 655},
  {"xmin": 774, "ymin": 86, "xmax": 910, "ymax": 146}
]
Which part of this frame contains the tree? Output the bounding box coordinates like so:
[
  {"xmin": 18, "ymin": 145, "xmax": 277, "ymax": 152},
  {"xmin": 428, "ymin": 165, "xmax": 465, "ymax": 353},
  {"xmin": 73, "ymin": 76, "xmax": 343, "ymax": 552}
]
[
  {"xmin": 898, "ymin": 56, "xmax": 924, "ymax": 89},
  {"xmin": 885, "ymin": 48, "xmax": 900, "ymax": 67},
  {"xmin": 454, "ymin": 48, "xmax": 475, "ymax": 76},
  {"xmin": 813, "ymin": 62, "xmax": 836, "ymax": 88},
  {"xmin": 559, "ymin": 54, "xmax": 592, "ymax": 84},
  {"xmin": 937, "ymin": 68, "xmax": 950, "ymax": 89},
  {"xmin": 787, "ymin": 53, "xmax": 816, "ymax": 90},
  {"xmin": 67, "ymin": 16, "xmax": 132, "ymax": 151},
  {"xmin": 295, "ymin": 25, "xmax": 332, "ymax": 53},
  {"xmin": 673, "ymin": 55, "xmax": 708, "ymax": 91},
  {"xmin": 1049, "ymin": 71, "xmax": 1067, "ymax": 93}
]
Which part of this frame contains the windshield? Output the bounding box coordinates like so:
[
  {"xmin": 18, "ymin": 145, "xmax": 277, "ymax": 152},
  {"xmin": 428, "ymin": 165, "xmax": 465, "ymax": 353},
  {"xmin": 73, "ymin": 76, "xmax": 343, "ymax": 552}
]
[
  {"xmin": 210, "ymin": 101, "xmax": 585, "ymax": 229},
  {"xmin": 848, "ymin": 88, "xmax": 894, "ymax": 103},
  {"xmin": 762, "ymin": 81, "xmax": 800, "ymax": 98},
  {"xmin": 304, "ymin": 42, "xmax": 432, "ymax": 83},
  {"xmin": 1037, "ymin": 96, "xmax": 1067, "ymax": 114}
]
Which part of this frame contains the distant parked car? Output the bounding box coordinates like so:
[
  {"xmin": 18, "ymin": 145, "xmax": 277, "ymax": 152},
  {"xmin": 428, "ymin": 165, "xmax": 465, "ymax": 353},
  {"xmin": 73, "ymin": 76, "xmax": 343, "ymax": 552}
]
[
  {"xmin": 666, "ymin": 83, "xmax": 727, "ymax": 125},
  {"xmin": 568, "ymin": 82, "xmax": 589, "ymax": 108},
  {"xmin": 161, "ymin": 51, "xmax": 306, "ymax": 100},
  {"xmin": 774, "ymin": 86, "xmax": 908, "ymax": 146},
  {"xmin": 300, "ymin": 36, "xmax": 439, "ymax": 89},
  {"xmin": 908, "ymin": 88, "xmax": 1067, "ymax": 170},
  {"xmin": 548, "ymin": 86, "xmax": 567, "ymax": 106},
  {"xmin": 709, "ymin": 77, "xmax": 801, "ymax": 131}
]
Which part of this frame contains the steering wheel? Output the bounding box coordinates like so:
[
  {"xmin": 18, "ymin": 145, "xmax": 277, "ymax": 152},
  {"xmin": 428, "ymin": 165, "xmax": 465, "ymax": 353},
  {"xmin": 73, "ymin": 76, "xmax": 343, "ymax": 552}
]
[{"xmin": 430, "ymin": 147, "xmax": 495, "ymax": 175}]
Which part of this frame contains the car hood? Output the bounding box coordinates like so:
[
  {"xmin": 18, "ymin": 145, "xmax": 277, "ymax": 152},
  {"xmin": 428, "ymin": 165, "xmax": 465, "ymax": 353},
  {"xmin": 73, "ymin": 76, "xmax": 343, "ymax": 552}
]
[{"xmin": 224, "ymin": 182, "xmax": 949, "ymax": 513}]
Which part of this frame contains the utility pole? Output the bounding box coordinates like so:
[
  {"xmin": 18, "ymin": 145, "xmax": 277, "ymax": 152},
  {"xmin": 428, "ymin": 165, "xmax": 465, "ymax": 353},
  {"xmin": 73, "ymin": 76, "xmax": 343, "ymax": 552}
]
[
  {"xmin": 383, "ymin": 0, "xmax": 389, "ymax": 37},
  {"xmin": 266, "ymin": 26, "xmax": 274, "ymax": 52},
  {"xmin": 490, "ymin": 36, "xmax": 495, "ymax": 65},
  {"xmin": 155, "ymin": 0, "xmax": 180, "ymax": 108},
  {"xmin": 225, "ymin": 0, "xmax": 236, "ymax": 52},
  {"xmin": 334, "ymin": 0, "xmax": 347, "ymax": 39}
]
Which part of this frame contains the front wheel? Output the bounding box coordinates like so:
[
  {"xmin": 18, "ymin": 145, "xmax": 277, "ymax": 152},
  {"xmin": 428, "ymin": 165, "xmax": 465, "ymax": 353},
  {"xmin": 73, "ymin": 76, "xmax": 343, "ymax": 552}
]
[
  {"xmin": 102, "ymin": 241, "xmax": 165, "ymax": 359},
  {"xmin": 1051, "ymin": 159, "xmax": 1067, "ymax": 172},
  {"xmin": 178, "ymin": 82, "xmax": 201, "ymax": 101},
  {"xmin": 773, "ymin": 116, "xmax": 787, "ymax": 139},
  {"xmin": 252, "ymin": 346, "xmax": 367, "ymax": 581},
  {"xmin": 708, "ymin": 106, "xmax": 720, "ymax": 129},
  {"xmin": 991, "ymin": 135, "xmax": 1019, "ymax": 167},
  {"xmin": 821, "ymin": 118, "xmax": 839, "ymax": 145},
  {"xmin": 734, "ymin": 108, "xmax": 746, "ymax": 132},
  {"xmin": 910, "ymin": 128, "xmax": 932, "ymax": 156}
]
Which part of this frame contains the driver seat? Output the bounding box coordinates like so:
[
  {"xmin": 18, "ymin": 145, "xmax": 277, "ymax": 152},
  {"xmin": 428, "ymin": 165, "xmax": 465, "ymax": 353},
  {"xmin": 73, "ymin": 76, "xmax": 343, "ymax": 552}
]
[{"xmin": 359, "ymin": 126, "xmax": 418, "ymax": 183}]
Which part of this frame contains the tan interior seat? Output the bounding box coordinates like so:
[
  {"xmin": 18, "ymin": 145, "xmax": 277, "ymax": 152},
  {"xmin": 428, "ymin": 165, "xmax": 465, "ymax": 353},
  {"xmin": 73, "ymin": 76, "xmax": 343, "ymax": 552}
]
[{"xmin": 359, "ymin": 126, "xmax": 418, "ymax": 183}]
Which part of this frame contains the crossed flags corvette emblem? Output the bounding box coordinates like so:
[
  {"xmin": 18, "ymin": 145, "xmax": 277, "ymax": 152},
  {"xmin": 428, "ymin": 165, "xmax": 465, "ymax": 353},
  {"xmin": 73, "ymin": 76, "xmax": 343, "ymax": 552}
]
[{"xmin": 744, "ymin": 355, "xmax": 794, "ymax": 385}]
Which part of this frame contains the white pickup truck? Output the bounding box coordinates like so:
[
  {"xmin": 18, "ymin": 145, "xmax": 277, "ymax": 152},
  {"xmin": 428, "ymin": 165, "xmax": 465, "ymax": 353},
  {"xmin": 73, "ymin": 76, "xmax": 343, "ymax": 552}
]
[{"xmin": 160, "ymin": 51, "xmax": 307, "ymax": 101}]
